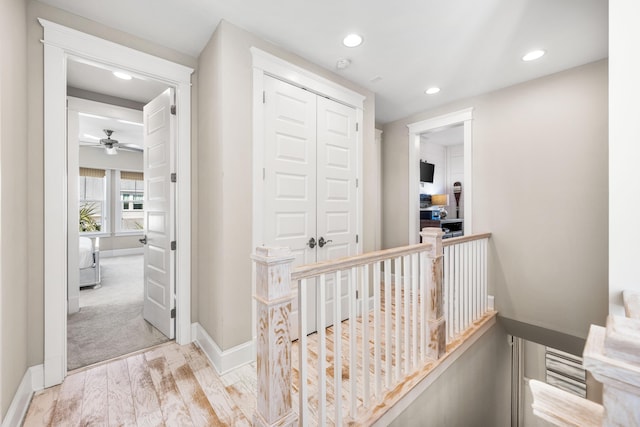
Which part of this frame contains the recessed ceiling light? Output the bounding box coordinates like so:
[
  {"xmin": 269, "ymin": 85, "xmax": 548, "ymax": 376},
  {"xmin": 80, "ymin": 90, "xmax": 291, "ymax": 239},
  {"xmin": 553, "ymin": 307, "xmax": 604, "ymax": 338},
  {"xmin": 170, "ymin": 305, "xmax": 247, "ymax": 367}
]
[
  {"xmin": 113, "ymin": 71, "xmax": 133, "ymax": 80},
  {"xmin": 522, "ymin": 50, "xmax": 545, "ymax": 62},
  {"xmin": 425, "ymin": 87, "xmax": 440, "ymax": 95},
  {"xmin": 343, "ymin": 34, "xmax": 363, "ymax": 48}
]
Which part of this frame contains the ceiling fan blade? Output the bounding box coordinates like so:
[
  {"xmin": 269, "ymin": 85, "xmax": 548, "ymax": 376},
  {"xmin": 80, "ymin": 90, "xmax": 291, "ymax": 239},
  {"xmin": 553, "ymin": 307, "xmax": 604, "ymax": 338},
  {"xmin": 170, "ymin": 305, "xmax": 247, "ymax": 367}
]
[{"xmin": 118, "ymin": 143, "xmax": 143, "ymax": 152}]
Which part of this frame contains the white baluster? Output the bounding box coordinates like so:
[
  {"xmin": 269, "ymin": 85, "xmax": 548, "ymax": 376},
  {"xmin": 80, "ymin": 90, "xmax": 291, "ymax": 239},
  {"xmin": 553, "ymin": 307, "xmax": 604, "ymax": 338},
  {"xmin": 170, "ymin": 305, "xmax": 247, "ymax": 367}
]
[
  {"xmin": 483, "ymin": 238, "xmax": 488, "ymax": 314},
  {"xmin": 394, "ymin": 257, "xmax": 402, "ymax": 380},
  {"xmin": 420, "ymin": 251, "xmax": 426, "ymax": 361},
  {"xmin": 384, "ymin": 259, "xmax": 392, "ymax": 389},
  {"xmin": 298, "ymin": 278, "xmax": 308, "ymax": 424},
  {"xmin": 411, "ymin": 252, "xmax": 419, "ymax": 369},
  {"xmin": 455, "ymin": 244, "xmax": 461, "ymax": 337},
  {"xmin": 362, "ymin": 264, "xmax": 370, "ymax": 408},
  {"xmin": 334, "ymin": 270, "xmax": 342, "ymax": 425},
  {"xmin": 373, "ymin": 261, "xmax": 382, "ymax": 398},
  {"xmin": 403, "ymin": 255, "xmax": 410, "ymax": 374},
  {"xmin": 318, "ymin": 273, "xmax": 327, "ymax": 426},
  {"xmin": 349, "ymin": 266, "xmax": 357, "ymax": 417}
]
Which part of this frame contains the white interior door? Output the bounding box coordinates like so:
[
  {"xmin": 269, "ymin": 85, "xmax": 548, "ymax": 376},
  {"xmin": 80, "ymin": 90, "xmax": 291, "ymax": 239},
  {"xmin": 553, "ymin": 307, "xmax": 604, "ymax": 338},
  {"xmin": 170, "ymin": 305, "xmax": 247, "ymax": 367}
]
[
  {"xmin": 316, "ymin": 96, "xmax": 358, "ymax": 327},
  {"xmin": 142, "ymin": 88, "xmax": 175, "ymax": 339},
  {"xmin": 263, "ymin": 76, "xmax": 360, "ymax": 338},
  {"xmin": 264, "ymin": 76, "xmax": 318, "ymax": 338}
]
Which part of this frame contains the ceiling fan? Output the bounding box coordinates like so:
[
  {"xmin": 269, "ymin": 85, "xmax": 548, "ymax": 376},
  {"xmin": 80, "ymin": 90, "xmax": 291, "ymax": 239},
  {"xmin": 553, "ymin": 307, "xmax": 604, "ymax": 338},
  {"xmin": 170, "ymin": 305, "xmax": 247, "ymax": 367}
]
[{"xmin": 81, "ymin": 129, "xmax": 143, "ymax": 155}]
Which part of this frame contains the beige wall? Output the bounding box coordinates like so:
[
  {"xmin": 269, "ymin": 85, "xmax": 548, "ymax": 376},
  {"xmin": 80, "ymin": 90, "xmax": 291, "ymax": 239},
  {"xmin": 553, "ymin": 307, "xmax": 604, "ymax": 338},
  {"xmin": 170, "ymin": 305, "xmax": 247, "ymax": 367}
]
[
  {"xmin": 0, "ymin": 0, "xmax": 28, "ymax": 418},
  {"xmin": 390, "ymin": 323, "xmax": 511, "ymax": 426},
  {"xmin": 25, "ymin": 0, "xmax": 198, "ymax": 367},
  {"xmin": 197, "ymin": 20, "xmax": 376, "ymax": 350},
  {"xmin": 383, "ymin": 60, "xmax": 608, "ymax": 342}
]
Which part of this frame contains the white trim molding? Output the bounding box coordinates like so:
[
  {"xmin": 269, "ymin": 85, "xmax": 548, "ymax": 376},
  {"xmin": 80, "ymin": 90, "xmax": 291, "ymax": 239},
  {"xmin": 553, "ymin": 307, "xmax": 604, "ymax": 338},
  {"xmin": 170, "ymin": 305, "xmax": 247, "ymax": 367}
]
[
  {"xmin": 191, "ymin": 323, "xmax": 255, "ymax": 375},
  {"xmin": 40, "ymin": 18, "xmax": 193, "ymax": 387},
  {"xmin": 1, "ymin": 365, "xmax": 44, "ymax": 427},
  {"xmin": 407, "ymin": 108, "xmax": 474, "ymax": 244}
]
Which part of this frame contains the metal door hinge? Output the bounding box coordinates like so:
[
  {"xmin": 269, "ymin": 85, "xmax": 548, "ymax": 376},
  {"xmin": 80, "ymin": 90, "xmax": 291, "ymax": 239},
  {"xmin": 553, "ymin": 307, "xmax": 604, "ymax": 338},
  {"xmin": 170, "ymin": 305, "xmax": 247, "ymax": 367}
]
[
  {"xmin": 171, "ymin": 308, "xmax": 176, "ymax": 318},
  {"xmin": 356, "ymin": 122, "xmax": 359, "ymax": 132},
  {"xmin": 356, "ymin": 290, "xmax": 359, "ymax": 299},
  {"xmin": 356, "ymin": 179, "xmax": 359, "ymax": 188},
  {"xmin": 356, "ymin": 234, "xmax": 359, "ymax": 244},
  {"xmin": 171, "ymin": 173, "xmax": 177, "ymax": 183},
  {"xmin": 171, "ymin": 241, "xmax": 176, "ymax": 250},
  {"xmin": 171, "ymin": 105, "xmax": 176, "ymax": 115},
  {"xmin": 263, "ymin": 91, "xmax": 266, "ymax": 104},
  {"xmin": 263, "ymin": 168, "xmax": 266, "ymax": 180}
]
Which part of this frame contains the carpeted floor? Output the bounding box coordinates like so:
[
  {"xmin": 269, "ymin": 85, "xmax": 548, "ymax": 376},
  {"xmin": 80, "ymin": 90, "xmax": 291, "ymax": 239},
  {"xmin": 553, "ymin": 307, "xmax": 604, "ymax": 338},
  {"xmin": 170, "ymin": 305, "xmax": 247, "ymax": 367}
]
[{"xmin": 67, "ymin": 255, "xmax": 169, "ymax": 370}]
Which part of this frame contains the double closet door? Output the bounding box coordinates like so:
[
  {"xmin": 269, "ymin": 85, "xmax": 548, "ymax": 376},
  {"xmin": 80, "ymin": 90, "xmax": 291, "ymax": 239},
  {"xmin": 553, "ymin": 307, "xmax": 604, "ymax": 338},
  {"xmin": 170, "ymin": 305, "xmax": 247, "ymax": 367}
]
[{"xmin": 263, "ymin": 75, "xmax": 358, "ymax": 339}]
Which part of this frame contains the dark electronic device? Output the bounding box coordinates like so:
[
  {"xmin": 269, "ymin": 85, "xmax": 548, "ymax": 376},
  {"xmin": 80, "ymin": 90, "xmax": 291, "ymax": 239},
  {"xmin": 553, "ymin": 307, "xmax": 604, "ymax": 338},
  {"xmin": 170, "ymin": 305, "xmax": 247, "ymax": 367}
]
[{"xmin": 420, "ymin": 161, "xmax": 435, "ymax": 183}]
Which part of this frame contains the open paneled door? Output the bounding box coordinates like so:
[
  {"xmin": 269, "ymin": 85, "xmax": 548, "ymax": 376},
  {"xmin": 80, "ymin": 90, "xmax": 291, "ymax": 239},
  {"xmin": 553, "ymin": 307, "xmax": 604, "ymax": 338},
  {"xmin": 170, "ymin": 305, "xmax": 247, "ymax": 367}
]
[{"xmin": 142, "ymin": 88, "xmax": 175, "ymax": 339}]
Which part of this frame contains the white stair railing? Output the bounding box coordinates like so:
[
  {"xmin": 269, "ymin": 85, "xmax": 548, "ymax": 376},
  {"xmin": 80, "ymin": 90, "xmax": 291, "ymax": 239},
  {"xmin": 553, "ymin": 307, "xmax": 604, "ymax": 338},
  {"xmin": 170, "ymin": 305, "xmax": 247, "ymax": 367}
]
[
  {"xmin": 252, "ymin": 228, "xmax": 493, "ymax": 426},
  {"xmin": 442, "ymin": 233, "xmax": 491, "ymax": 344}
]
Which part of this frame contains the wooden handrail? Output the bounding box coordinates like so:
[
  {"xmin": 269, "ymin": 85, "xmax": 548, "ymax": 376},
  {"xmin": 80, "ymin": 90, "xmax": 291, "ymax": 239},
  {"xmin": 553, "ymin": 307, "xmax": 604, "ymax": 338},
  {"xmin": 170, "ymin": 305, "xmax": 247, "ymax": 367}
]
[
  {"xmin": 442, "ymin": 232, "xmax": 492, "ymax": 247},
  {"xmin": 291, "ymin": 242, "xmax": 432, "ymax": 281},
  {"xmin": 529, "ymin": 379, "xmax": 603, "ymax": 427},
  {"xmin": 290, "ymin": 232, "xmax": 492, "ymax": 281}
]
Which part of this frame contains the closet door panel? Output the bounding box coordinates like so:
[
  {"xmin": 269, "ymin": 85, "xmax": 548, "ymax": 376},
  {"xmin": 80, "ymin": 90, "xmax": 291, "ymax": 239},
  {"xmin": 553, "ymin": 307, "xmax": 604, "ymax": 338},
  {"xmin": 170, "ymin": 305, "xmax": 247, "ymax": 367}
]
[
  {"xmin": 316, "ymin": 97, "xmax": 358, "ymax": 327},
  {"xmin": 263, "ymin": 76, "xmax": 318, "ymax": 337}
]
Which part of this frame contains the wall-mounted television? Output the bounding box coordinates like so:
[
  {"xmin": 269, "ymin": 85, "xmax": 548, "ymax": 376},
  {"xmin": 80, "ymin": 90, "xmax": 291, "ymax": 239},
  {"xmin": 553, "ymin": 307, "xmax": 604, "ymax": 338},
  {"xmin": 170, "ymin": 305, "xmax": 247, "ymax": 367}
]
[{"xmin": 420, "ymin": 161, "xmax": 435, "ymax": 183}]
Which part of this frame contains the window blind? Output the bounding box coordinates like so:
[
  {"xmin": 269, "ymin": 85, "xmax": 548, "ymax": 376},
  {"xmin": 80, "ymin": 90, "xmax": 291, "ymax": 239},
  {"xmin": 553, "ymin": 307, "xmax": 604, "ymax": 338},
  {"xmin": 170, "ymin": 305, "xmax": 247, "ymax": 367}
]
[
  {"xmin": 79, "ymin": 167, "xmax": 106, "ymax": 178},
  {"xmin": 121, "ymin": 171, "xmax": 144, "ymax": 181}
]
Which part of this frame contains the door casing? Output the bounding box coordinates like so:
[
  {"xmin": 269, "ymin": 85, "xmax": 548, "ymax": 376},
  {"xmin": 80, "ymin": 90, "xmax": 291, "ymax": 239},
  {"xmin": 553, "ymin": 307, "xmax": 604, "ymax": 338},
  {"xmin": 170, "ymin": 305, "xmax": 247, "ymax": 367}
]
[
  {"xmin": 251, "ymin": 47, "xmax": 365, "ymax": 343},
  {"xmin": 41, "ymin": 19, "xmax": 193, "ymax": 387},
  {"xmin": 407, "ymin": 108, "xmax": 475, "ymax": 244}
]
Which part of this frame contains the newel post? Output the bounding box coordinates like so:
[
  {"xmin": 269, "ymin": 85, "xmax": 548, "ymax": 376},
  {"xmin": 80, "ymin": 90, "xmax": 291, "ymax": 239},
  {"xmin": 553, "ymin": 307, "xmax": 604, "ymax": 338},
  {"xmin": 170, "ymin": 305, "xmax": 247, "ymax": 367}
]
[
  {"xmin": 252, "ymin": 247, "xmax": 298, "ymax": 427},
  {"xmin": 420, "ymin": 227, "xmax": 446, "ymax": 359}
]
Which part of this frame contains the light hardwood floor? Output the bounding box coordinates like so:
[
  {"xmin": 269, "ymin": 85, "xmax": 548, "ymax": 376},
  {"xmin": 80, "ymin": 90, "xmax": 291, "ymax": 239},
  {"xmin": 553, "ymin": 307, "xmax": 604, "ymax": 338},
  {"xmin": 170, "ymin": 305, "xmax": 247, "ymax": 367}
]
[
  {"xmin": 23, "ymin": 342, "xmax": 255, "ymax": 427},
  {"xmin": 24, "ymin": 284, "xmax": 495, "ymax": 426}
]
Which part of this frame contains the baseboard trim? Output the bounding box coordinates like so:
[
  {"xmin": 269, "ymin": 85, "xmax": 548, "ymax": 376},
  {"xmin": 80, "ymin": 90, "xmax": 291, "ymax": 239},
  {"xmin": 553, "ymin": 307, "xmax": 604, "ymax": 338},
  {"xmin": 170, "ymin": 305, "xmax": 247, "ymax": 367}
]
[
  {"xmin": 100, "ymin": 248, "xmax": 143, "ymax": 258},
  {"xmin": 191, "ymin": 323, "xmax": 255, "ymax": 375},
  {"xmin": 1, "ymin": 365, "xmax": 43, "ymax": 427}
]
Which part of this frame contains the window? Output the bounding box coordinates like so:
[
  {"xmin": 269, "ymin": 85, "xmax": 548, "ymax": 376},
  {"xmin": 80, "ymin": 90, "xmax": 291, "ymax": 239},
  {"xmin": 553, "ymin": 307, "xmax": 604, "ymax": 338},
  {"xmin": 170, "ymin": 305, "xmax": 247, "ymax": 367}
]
[
  {"xmin": 119, "ymin": 171, "xmax": 144, "ymax": 232},
  {"xmin": 79, "ymin": 168, "xmax": 107, "ymax": 233}
]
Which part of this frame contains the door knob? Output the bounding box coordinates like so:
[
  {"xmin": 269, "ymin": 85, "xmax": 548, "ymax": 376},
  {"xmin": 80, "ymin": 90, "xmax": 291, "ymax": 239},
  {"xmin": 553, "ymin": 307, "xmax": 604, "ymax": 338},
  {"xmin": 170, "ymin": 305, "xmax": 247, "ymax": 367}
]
[
  {"xmin": 307, "ymin": 237, "xmax": 316, "ymax": 249},
  {"xmin": 318, "ymin": 237, "xmax": 332, "ymax": 248},
  {"xmin": 139, "ymin": 235, "xmax": 147, "ymax": 245}
]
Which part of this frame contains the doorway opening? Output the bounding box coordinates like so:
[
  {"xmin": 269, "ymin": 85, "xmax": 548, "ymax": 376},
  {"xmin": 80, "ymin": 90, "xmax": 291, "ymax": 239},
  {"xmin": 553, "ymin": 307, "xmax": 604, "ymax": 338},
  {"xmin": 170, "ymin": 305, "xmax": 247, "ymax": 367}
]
[
  {"xmin": 42, "ymin": 19, "xmax": 193, "ymax": 386},
  {"xmin": 66, "ymin": 67, "xmax": 172, "ymax": 369},
  {"xmin": 407, "ymin": 108, "xmax": 474, "ymax": 244}
]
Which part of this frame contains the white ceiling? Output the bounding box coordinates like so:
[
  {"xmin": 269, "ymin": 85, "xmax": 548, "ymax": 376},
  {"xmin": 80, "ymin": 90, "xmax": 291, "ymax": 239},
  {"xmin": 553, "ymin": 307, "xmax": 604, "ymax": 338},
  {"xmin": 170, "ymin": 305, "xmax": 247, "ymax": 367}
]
[
  {"xmin": 78, "ymin": 115, "xmax": 143, "ymax": 150},
  {"xmin": 421, "ymin": 125, "xmax": 464, "ymax": 147},
  {"xmin": 45, "ymin": 0, "xmax": 608, "ymax": 124},
  {"xmin": 68, "ymin": 59, "xmax": 168, "ymax": 104}
]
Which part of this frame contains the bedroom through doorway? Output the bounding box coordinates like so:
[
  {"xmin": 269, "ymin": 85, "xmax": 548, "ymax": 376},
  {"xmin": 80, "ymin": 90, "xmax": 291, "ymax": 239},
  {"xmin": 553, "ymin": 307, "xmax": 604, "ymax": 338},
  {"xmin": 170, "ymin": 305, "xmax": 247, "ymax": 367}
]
[{"xmin": 66, "ymin": 59, "xmax": 173, "ymax": 371}]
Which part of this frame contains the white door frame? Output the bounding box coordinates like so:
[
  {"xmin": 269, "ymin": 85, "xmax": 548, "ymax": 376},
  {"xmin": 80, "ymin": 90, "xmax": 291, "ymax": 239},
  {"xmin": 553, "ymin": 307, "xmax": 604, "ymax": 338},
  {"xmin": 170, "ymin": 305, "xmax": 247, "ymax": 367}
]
[
  {"xmin": 41, "ymin": 19, "xmax": 193, "ymax": 387},
  {"xmin": 407, "ymin": 108, "xmax": 474, "ymax": 244},
  {"xmin": 250, "ymin": 47, "xmax": 366, "ymax": 341}
]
